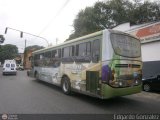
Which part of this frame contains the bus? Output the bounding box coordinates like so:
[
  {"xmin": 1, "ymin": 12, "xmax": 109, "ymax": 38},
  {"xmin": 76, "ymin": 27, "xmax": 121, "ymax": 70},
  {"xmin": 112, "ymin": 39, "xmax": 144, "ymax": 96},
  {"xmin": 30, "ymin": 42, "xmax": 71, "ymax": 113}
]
[{"xmin": 27, "ymin": 29, "xmax": 142, "ymax": 99}]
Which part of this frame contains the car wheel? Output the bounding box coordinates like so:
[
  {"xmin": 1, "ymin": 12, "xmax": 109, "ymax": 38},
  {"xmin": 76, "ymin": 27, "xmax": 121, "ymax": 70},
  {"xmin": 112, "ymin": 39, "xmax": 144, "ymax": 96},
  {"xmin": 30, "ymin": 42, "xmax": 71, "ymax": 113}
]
[
  {"xmin": 61, "ymin": 77, "xmax": 71, "ymax": 95},
  {"xmin": 143, "ymin": 84, "xmax": 151, "ymax": 92}
]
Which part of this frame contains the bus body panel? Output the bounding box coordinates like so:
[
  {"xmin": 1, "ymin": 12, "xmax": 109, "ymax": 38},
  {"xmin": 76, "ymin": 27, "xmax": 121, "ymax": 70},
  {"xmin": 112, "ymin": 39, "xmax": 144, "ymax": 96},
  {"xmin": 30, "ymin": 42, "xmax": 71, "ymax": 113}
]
[
  {"xmin": 34, "ymin": 66, "xmax": 61, "ymax": 85},
  {"xmin": 58, "ymin": 60, "xmax": 102, "ymax": 92}
]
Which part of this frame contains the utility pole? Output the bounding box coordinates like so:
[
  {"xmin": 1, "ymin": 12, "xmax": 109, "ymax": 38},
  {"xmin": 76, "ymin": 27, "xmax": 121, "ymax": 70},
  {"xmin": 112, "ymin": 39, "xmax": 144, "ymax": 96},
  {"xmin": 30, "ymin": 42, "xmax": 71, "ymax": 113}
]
[
  {"xmin": 25, "ymin": 39, "xmax": 27, "ymax": 50},
  {"xmin": 56, "ymin": 38, "xmax": 58, "ymax": 45}
]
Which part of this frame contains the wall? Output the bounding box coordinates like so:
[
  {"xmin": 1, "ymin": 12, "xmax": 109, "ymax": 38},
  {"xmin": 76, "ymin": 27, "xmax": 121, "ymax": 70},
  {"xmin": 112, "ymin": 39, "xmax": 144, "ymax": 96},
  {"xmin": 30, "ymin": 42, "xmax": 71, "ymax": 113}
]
[{"xmin": 142, "ymin": 41, "xmax": 160, "ymax": 78}]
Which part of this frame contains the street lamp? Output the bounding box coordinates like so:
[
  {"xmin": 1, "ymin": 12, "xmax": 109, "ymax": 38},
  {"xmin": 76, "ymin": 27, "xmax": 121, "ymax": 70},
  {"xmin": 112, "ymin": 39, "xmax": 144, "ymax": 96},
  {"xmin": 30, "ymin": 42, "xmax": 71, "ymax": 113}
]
[{"xmin": 4, "ymin": 27, "xmax": 49, "ymax": 46}]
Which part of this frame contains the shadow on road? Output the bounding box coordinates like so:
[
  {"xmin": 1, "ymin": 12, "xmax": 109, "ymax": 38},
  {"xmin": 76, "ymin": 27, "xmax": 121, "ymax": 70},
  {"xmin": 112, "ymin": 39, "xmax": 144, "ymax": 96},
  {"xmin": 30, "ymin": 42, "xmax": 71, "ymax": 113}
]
[
  {"xmin": 143, "ymin": 90, "xmax": 160, "ymax": 94},
  {"xmin": 31, "ymin": 79, "xmax": 62, "ymax": 91},
  {"xmin": 30, "ymin": 79, "xmax": 160, "ymax": 113}
]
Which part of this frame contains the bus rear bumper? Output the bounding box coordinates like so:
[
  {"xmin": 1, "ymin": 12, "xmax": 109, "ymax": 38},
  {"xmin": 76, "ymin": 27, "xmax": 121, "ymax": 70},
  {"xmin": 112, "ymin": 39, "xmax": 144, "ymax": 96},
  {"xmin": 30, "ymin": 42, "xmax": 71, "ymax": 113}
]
[{"xmin": 101, "ymin": 84, "xmax": 142, "ymax": 99}]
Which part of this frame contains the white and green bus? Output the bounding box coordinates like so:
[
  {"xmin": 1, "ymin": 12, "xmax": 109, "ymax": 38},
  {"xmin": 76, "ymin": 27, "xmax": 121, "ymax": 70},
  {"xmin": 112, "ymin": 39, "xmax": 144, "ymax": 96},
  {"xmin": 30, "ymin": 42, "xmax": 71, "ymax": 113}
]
[{"xmin": 28, "ymin": 29, "xmax": 142, "ymax": 99}]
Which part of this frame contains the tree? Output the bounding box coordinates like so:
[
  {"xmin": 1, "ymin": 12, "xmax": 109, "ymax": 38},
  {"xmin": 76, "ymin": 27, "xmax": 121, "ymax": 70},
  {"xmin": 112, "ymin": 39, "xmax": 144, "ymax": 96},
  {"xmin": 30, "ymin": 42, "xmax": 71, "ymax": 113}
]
[
  {"xmin": 129, "ymin": 0, "xmax": 160, "ymax": 25},
  {"xmin": 24, "ymin": 45, "xmax": 44, "ymax": 52},
  {"xmin": 67, "ymin": 0, "xmax": 160, "ymax": 40},
  {"xmin": 0, "ymin": 44, "xmax": 18, "ymax": 63}
]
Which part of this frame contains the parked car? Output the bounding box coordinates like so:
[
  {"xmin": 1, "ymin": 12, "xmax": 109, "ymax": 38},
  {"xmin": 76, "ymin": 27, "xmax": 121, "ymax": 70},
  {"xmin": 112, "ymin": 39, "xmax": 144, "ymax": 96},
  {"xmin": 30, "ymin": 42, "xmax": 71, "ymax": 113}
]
[
  {"xmin": 142, "ymin": 75, "xmax": 160, "ymax": 92},
  {"xmin": 2, "ymin": 59, "xmax": 17, "ymax": 75},
  {"xmin": 16, "ymin": 64, "xmax": 24, "ymax": 70}
]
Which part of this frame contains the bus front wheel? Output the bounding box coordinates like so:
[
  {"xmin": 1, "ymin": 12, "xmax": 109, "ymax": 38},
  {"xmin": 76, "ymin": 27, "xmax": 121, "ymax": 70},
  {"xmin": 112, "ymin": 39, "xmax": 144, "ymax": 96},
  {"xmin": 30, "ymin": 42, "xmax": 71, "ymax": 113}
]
[{"xmin": 62, "ymin": 77, "xmax": 71, "ymax": 95}]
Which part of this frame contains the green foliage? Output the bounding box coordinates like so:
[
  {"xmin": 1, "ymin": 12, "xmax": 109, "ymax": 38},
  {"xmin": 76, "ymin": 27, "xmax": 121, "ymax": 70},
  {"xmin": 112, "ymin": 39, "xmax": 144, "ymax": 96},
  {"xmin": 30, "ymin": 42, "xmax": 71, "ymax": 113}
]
[
  {"xmin": 24, "ymin": 45, "xmax": 44, "ymax": 52},
  {"xmin": 67, "ymin": 0, "xmax": 160, "ymax": 40},
  {"xmin": 129, "ymin": 0, "xmax": 160, "ymax": 25},
  {"xmin": 0, "ymin": 44, "xmax": 18, "ymax": 63}
]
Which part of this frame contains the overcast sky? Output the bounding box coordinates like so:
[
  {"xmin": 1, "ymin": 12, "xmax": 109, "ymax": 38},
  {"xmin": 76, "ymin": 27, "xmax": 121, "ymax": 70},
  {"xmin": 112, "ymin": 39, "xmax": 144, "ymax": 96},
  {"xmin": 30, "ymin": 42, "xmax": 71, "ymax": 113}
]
[{"xmin": 0, "ymin": 0, "xmax": 102, "ymax": 52}]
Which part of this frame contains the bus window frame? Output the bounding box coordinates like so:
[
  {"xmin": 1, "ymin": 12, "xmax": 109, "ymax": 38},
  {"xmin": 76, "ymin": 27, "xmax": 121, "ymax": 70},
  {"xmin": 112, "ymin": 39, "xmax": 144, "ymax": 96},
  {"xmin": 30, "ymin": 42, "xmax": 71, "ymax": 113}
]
[
  {"xmin": 92, "ymin": 39, "xmax": 100, "ymax": 63},
  {"xmin": 75, "ymin": 41, "xmax": 91, "ymax": 63}
]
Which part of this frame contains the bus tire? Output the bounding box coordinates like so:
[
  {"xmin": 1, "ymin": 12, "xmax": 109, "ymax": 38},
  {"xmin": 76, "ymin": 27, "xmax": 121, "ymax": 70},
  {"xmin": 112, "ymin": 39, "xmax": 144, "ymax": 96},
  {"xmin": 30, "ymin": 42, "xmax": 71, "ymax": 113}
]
[{"xmin": 61, "ymin": 76, "xmax": 71, "ymax": 95}]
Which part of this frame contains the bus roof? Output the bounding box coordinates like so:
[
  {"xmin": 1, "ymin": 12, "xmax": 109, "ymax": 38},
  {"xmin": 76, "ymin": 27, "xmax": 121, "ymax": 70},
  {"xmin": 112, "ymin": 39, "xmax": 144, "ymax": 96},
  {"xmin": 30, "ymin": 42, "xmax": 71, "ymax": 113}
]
[
  {"xmin": 33, "ymin": 30, "xmax": 104, "ymax": 54},
  {"xmin": 32, "ymin": 29, "xmax": 133, "ymax": 54}
]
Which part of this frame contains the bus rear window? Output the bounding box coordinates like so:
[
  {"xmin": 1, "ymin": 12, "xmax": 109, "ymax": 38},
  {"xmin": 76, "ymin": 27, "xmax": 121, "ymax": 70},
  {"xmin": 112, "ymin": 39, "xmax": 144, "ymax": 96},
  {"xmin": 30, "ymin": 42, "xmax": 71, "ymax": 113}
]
[{"xmin": 110, "ymin": 33, "xmax": 141, "ymax": 58}]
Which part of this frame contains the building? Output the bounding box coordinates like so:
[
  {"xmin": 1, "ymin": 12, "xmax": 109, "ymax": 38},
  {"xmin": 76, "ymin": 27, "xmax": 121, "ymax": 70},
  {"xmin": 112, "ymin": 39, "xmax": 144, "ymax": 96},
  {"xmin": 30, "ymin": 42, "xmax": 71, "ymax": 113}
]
[
  {"xmin": 113, "ymin": 21, "xmax": 160, "ymax": 78},
  {"xmin": 23, "ymin": 49, "xmax": 33, "ymax": 69},
  {"xmin": 14, "ymin": 53, "xmax": 24, "ymax": 64}
]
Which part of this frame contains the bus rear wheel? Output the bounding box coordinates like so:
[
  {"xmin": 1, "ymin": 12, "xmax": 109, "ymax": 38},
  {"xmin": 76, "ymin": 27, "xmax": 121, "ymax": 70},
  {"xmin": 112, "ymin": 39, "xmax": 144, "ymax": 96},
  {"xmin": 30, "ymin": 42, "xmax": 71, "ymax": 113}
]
[{"xmin": 62, "ymin": 77, "xmax": 71, "ymax": 95}]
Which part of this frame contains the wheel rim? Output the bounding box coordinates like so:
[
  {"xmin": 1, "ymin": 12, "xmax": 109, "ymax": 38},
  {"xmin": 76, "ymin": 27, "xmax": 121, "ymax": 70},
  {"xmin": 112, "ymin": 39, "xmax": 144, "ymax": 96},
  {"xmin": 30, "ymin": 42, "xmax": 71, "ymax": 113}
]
[
  {"xmin": 144, "ymin": 84, "xmax": 150, "ymax": 91},
  {"xmin": 63, "ymin": 80, "xmax": 68, "ymax": 92}
]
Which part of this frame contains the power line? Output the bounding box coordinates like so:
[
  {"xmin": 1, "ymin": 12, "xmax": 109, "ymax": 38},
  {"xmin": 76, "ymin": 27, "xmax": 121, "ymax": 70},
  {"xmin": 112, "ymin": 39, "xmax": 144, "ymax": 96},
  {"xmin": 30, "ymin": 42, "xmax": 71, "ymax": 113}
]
[
  {"xmin": 38, "ymin": 0, "xmax": 71, "ymax": 35},
  {"xmin": 5, "ymin": 27, "xmax": 49, "ymax": 46}
]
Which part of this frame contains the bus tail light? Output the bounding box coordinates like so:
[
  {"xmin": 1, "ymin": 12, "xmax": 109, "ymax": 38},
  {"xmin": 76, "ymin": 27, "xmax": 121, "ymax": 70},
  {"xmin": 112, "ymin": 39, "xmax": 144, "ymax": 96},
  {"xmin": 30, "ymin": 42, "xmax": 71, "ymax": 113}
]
[{"xmin": 102, "ymin": 65, "xmax": 115, "ymax": 84}]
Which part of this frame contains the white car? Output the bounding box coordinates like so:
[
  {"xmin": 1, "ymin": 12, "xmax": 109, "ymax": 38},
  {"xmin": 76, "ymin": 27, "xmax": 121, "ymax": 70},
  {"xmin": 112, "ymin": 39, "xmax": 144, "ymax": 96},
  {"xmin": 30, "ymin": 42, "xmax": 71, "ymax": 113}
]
[
  {"xmin": 2, "ymin": 60, "xmax": 17, "ymax": 75},
  {"xmin": 16, "ymin": 64, "xmax": 24, "ymax": 70}
]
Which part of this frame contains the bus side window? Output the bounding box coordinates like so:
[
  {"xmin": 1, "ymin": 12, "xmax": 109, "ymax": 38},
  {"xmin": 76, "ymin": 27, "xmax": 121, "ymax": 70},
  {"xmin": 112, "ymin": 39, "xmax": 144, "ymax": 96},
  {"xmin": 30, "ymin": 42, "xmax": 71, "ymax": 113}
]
[
  {"xmin": 79, "ymin": 43, "xmax": 87, "ymax": 56},
  {"xmin": 86, "ymin": 42, "xmax": 91, "ymax": 56},
  {"xmin": 40, "ymin": 54, "xmax": 43, "ymax": 60},
  {"xmin": 70, "ymin": 46, "xmax": 75, "ymax": 57},
  {"xmin": 52, "ymin": 50, "xmax": 57, "ymax": 58},
  {"xmin": 55, "ymin": 49, "xmax": 61, "ymax": 67},
  {"xmin": 45, "ymin": 51, "xmax": 51, "ymax": 59},
  {"xmin": 39, "ymin": 53, "xmax": 45, "ymax": 66},
  {"xmin": 62, "ymin": 46, "xmax": 74, "ymax": 62},
  {"xmin": 35, "ymin": 54, "xmax": 40, "ymax": 66},
  {"xmin": 58, "ymin": 49, "xmax": 61, "ymax": 58},
  {"xmin": 76, "ymin": 45, "xmax": 79, "ymax": 56},
  {"xmin": 51, "ymin": 49, "xmax": 61, "ymax": 67},
  {"xmin": 34, "ymin": 55, "xmax": 37, "ymax": 66},
  {"xmin": 44, "ymin": 51, "xmax": 51, "ymax": 66},
  {"xmin": 75, "ymin": 42, "xmax": 91, "ymax": 62},
  {"xmin": 92, "ymin": 39, "xmax": 100, "ymax": 63},
  {"xmin": 62, "ymin": 47, "xmax": 69, "ymax": 58},
  {"xmin": 62, "ymin": 47, "xmax": 69, "ymax": 62}
]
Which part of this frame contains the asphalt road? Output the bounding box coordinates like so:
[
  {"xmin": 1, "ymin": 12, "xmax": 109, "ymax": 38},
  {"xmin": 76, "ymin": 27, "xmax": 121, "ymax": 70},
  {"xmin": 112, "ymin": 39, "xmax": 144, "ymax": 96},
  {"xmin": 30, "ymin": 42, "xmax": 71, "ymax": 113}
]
[{"xmin": 0, "ymin": 67, "xmax": 160, "ymax": 114}]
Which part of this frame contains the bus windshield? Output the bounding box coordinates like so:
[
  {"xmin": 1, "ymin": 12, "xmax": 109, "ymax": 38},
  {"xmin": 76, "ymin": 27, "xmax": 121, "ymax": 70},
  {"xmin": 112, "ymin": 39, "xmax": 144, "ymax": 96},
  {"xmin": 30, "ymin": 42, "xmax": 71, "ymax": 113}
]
[{"xmin": 111, "ymin": 33, "xmax": 141, "ymax": 58}]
